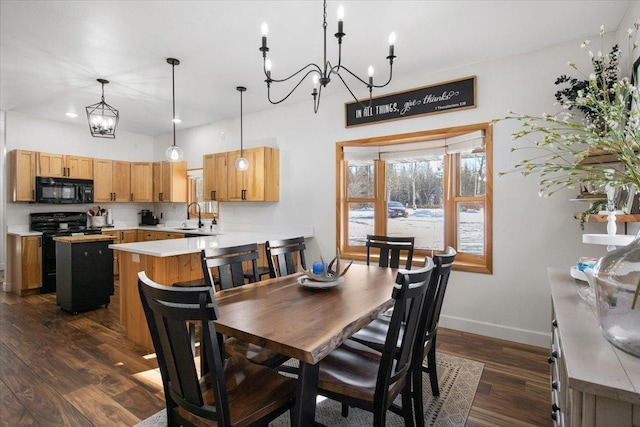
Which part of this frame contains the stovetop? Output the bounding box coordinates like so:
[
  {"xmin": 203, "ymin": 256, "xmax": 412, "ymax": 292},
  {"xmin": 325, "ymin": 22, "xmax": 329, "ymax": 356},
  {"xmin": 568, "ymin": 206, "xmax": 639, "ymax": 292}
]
[{"xmin": 30, "ymin": 211, "xmax": 94, "ymax": 234}]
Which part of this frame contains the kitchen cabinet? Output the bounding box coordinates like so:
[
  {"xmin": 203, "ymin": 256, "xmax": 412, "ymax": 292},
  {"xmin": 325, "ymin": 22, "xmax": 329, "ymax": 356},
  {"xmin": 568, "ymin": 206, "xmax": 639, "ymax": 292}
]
[
  {"xmin": 227, "ymin": 147, "xmax": 279, "ymax": 202},
  {"xmin": 549, "ymin": 269, "xmax": 640, "ymax": 426},
  {"xmin": 9, "ymin": 149, "xmax": 37, "ymax": 202},
  {"xmin": 8, "ymin": 234, "xmax": 43, "ymax": 296},
  {"xmin": 203, "ymin": 153, "xmax": 228, "ymax": 201},
  {"xmin": 137, "ymin": 230, "xmax": 185, "ymax": 241},
  {"xmin": 54, "ymin": 235, "xmax": 114, "ymax": 314},
  {"xmin": 130, "ymin": 162, "xmax": 153, "ymax": 202},
  {"xmin": 153, "ymin": 160, "xmax": 187, "ymax": 202},
  {"xmin": 94, "ymin": 159, "xmax": 131, "ymax": 202},
  {"xmin": 102, "ymin": 229, "xmax": 137, "ymax": 275},
  {"xmin": 37, "ymin": 152, "xmax": 93, "ymax": 179}
]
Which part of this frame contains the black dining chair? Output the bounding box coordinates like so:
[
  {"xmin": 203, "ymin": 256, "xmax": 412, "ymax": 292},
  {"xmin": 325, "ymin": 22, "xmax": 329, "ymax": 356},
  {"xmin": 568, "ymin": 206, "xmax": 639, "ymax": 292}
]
[
  {"xmin": 265, "ymin": 236, "xmax": 307, "ymax": 278},
  {"xmin": 201, "ymin": 244, "xmax": 290, "ymax": 369},
  {"xmin": 349, "ymin": 247, "xmax": 457, "ymax": 427},
  {"xmin": 137, "ymin": 271, "xmax": 296, "ymax": 427},
  {"xmin": 366, "ymin": 234, "xmax": 415, "ymax": 269},
  {"xmin": 316, "ymin": 259, "xmax": 434, "ymax": 427}
]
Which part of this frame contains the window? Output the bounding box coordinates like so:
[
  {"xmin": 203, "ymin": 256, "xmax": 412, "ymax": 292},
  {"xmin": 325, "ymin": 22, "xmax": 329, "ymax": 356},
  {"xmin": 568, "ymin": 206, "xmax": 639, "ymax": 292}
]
[{"xmin": 337, "ymin": 123, "xmax": 492, "ymax": 273}]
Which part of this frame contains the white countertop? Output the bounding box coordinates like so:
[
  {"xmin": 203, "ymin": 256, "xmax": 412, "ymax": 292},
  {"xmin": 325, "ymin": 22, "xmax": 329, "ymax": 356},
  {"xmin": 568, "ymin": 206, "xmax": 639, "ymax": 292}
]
[{"xmin": 109, "ymin": 228, "xmax": 314, "ymax": 257}]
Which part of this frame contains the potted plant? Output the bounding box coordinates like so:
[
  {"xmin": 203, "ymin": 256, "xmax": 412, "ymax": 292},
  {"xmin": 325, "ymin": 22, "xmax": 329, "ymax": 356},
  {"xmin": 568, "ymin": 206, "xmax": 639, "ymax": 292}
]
[{"xmin": 496, "ymin": 23, "xmax": 640, "ymax": 357}]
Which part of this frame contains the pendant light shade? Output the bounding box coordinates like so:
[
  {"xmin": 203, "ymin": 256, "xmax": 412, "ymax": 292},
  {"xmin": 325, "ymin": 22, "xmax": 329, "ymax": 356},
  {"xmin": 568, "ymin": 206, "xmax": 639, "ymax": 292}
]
[
  {"xmin": 166, "ymin": 58, "xmax": 184, "ymax": 162},
  {"xmin": 86, "ymin": 79, "xmax": 119, "ymax": 138},
  {"xmin": 235, "ymin": 86, "xmax": 249, "ymax": 171}
]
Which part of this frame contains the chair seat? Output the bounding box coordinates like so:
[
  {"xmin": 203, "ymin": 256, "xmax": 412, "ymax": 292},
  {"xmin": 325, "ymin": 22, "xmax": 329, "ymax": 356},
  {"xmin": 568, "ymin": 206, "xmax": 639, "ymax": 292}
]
[
  {"xmin": 224, "ymin": 337, "xmax": 290, "ymax": 368},
  {"xmin": 318, "ymin": 339, "xmax": 405, "ymax": 403},
  {"xmin": 179, "ymin": 355, "xmax": 296, "ymax": 427}
]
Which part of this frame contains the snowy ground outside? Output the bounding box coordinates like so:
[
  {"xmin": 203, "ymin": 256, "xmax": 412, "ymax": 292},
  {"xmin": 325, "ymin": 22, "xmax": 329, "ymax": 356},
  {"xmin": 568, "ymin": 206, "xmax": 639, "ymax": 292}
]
[{"xmin": 348, "ymin": 208, "xmax": 484, "ymax": 254}]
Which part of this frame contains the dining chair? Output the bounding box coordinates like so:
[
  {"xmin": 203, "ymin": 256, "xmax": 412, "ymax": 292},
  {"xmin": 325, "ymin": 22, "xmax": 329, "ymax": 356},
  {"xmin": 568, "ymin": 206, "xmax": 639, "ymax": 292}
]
[
  {"xmin": 349, "ymin": 247, "xmax": 457, "ymax": 427},
  {"xmin": 265, "ymin": 236, "xmax": 307, "ymax": 278},
  {"xmin": 316, "ymin": 259, "xmax": 434, "ymax": 427},
  {"xmin": 201, "ymin": 244, "xmax": 290, "ymax": 369},
  {"xmin": 201, "ymin": 243, "xmax": 260, "ymax": 290},
  {"xmin": 366, "ymin": 234, "xmax": 415, "ymax": 269},
  {"xmin": 137, "ymin": 271, "xmax": 296, "ymax": 427}
]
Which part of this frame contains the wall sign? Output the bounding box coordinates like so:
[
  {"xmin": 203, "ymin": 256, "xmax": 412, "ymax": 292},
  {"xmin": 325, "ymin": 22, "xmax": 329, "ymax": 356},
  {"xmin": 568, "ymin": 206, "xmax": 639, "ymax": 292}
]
[{"xmin": 345, "ymin": 76, "xmax": 476, "ymax": 128}]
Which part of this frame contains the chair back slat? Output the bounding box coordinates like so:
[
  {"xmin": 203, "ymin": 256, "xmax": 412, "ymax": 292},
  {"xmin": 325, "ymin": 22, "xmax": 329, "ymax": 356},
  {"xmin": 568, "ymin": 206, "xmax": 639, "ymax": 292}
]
[
  {"xmin": 421, "ymin": 247, "xmax": 456, "ymax": 343},
  {"xmin": 366, "ymin": 235, "xmax": 414, "ymax": 269},
  {"xmin": 375, "ymin": 259, "xmax": 433, "ymax": 407},
  {"xmin": 137, "ymin": 272, "xmax": 230, "ymax": 425},
  {"xmin": 201, "ymin": 243, "xmax": 260, "ymax": 290},
  {"xmin": 265, "ymin": 237, "xmax": 307, "ymax": 278}
]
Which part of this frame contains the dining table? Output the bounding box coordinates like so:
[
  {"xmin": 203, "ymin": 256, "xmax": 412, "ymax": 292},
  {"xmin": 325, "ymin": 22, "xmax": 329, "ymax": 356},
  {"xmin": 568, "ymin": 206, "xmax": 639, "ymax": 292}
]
[{"xmin": 213, "ymin": 263, "xmax": 399, "ymax": 427}]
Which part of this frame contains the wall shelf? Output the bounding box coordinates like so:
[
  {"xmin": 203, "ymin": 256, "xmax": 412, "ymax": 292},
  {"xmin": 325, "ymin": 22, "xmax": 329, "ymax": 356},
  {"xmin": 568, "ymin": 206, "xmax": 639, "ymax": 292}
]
[{"xmin": 573, "ymin": 213, "xmax": 640, "ymax": 223}]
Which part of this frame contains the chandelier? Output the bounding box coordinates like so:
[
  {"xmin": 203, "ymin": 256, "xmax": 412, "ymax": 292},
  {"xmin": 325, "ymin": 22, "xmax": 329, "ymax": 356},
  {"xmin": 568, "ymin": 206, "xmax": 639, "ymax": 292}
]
[
  {"xmin": 259, "ymin": 0, "xmax": 396, "ymax": 113},
  {"xmin": 86, "ymin": 79, "xmax": 119, "ymax": 138},
  {"xmin": 165, "ymin": 58, "xmax": 184, "ymax": 162}
]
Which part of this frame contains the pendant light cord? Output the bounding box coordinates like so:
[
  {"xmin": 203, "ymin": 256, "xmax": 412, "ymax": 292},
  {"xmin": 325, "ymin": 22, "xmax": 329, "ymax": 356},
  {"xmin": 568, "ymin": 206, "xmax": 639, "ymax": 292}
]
[
  {"xmin": 172, "ymin": 62, "xmax": 176, "ymax": 148},
  {"xmin": 240, "ymin": 89, "xmax": 243, "ymax": 157}
]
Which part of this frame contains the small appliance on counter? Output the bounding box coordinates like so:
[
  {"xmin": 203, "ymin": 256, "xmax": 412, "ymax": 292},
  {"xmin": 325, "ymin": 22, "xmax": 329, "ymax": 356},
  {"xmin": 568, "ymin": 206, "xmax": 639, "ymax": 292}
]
[{"xmin": 140, "ymin": 209, "xmax": 159, "ymax": 226}]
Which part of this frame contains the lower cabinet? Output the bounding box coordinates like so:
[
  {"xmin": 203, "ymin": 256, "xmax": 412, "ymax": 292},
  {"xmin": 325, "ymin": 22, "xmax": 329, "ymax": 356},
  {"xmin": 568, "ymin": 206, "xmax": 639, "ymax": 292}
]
[
  {"xmin": 103, "ymin": 230, "xmax": 137, "ymax": 276},
  {"xmin": 8, "ymin": 234, "xmax": 42, "ymax": 296},
  {"xmin": 549, "ymin": 269, "xmax": 640, "ymax": 426},
  {"xmin": 55, "ymin": 237, "xmax": 114, "ymax": 314}
]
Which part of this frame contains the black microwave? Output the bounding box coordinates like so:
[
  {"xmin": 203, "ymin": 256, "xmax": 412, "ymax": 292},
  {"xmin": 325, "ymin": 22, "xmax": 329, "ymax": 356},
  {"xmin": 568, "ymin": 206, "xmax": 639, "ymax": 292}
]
[{"xmin": 35, "ymin": 177, "xmax": 94, "ymax": 204}]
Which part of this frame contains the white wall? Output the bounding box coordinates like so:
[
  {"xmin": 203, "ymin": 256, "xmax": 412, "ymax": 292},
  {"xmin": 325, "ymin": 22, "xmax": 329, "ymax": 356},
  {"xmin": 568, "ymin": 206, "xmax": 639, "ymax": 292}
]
[{"xmin": 152, "ymin": 21, "xmax": 639, "ymax": 348}]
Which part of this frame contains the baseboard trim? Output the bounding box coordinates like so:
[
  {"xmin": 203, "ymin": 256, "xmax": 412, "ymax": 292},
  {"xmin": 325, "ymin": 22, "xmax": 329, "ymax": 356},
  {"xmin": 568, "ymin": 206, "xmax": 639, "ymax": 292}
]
[{"xmin": 440, "ymin": 314, "xmax": 550, "ymax": 349}]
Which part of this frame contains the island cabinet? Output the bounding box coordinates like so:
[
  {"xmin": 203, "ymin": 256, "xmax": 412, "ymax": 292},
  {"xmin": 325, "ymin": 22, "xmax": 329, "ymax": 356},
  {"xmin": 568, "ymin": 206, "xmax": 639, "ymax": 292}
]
[
  {"xmin": 227, "ymin": 147, "xmax": 279, "ymax": 202},
  {"xmin": 102, "ymin": 229, "xmax": 137, "ymax": 275},
  {"xmin": 9, "ymin": 149, "xmax": 37, "ymax": 202},
  {"xmin": 203, "ymin": 152, "xmax": 228, "ymax": 201},
  {"xmin": 93, "ymin": 159, "xmax": 131, "ymax": 202},
  {"xmin": 37, "ymin": 152, "xmax": 93, "ymax": 179},
  {"xmin": 130, "ymin": 162, "xmax": 153, "ymax": 202},
  {"xmin": 549, "ymin": 269, "xmax": 640, "ymax": 426},
  {"xmin": 54, "ymin": 235, "xmax": 114, "ymax": 314},
  {"xmin": 8, "ymin": 234, "xmax": 42, "ymax": 296},
  {"xmin": 138, "ymin": 230, "xmax": 185, "ymax": 241},
  {"xmin": 152, "ymin": 160, "xmax": 187, "ymax": 202}
]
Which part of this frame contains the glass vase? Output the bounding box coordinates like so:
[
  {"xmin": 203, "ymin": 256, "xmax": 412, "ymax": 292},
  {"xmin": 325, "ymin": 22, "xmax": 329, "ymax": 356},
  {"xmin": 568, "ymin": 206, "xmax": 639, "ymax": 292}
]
[{"xmin": 593, "ymin": 229, "xmax": 640, "ymax": 357}]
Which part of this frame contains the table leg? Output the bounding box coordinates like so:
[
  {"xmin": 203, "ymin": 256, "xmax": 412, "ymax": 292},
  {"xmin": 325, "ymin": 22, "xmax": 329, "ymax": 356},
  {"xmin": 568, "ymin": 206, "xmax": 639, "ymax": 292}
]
[{"xmin": 292, "ymin": 361, "xmax": 319, "ymax": 427}]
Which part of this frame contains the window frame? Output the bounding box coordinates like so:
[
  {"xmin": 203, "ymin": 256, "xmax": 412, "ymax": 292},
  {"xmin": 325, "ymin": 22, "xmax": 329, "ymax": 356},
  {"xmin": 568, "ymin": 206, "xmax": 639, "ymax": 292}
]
[{"xmin": 336, "ymin": 122, "xmax": 493, "ymax": 274}]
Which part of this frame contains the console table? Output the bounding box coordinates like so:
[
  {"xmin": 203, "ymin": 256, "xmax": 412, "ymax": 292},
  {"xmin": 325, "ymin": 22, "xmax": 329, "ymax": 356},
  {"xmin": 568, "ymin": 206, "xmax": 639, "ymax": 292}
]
[{"xmin": 549, "ymin": 268, "xmax": 640, "ymax": 426}]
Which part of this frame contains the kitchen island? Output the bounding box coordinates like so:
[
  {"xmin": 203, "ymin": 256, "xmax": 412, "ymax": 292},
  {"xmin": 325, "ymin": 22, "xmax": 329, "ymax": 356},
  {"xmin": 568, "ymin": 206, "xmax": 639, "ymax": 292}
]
[{"xmin": 110, "ymin": 229, "xmax": 313, "ymax": 349}]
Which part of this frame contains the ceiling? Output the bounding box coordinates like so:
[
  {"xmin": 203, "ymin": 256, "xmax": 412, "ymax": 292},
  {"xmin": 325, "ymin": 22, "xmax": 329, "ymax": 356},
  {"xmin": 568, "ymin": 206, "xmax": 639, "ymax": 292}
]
[{"xmin": 0, "ymin": 1, "xmax": 631, "ymax": 137}]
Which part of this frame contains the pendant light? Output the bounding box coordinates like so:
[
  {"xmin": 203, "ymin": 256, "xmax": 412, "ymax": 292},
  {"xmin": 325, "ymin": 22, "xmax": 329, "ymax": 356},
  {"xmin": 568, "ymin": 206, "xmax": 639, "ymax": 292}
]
[
  {"xmin": 86, "ymin": 79, "xmax": 119, "ymax": 138},
  {"xmin": 165, "ymin": 58, "xmax": 184, "ymax": 162},
  {"xmin": 235, "ymin": 86, "xmax": 249, "ymax": 171}
]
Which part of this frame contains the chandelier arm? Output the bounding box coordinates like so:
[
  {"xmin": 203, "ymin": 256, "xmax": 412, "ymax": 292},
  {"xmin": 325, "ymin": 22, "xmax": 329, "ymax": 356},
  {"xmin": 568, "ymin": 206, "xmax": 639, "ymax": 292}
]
[
  {"xmin": 263, "ymin": 61, "xmax": 322, "ymax": 84},
  {"xmin": 333, "ymin": 71, "xmax": 373, "ymax": 109},
  {"xmin": 313, "ymin": 84, "xmax": 323, "ymax": 113},
  {"xmin": 267, "ymin": 69, "xmax": 320, "ymax": 105}
]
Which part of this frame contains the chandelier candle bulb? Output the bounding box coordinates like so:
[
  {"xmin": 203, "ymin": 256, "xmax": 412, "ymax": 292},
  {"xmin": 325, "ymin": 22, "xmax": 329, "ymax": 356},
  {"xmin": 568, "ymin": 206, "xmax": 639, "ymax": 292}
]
[
  {"xmin": 388, "ymin": 32, "xmax": 396, "ymax": 58},
  {"xmin": 261, "ymin": 22, "xmax": 268, "ymax": 50},
  {"xmin": 337, "ymin": 5, "xmax": 344, "ymax": 36}
]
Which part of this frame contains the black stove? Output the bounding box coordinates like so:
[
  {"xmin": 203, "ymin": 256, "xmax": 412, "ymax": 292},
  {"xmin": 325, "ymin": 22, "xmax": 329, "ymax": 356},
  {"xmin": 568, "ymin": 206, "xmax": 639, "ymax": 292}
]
[{"xmin": 30, "ymin": 212, "xmax": 103, "ymax": 293}]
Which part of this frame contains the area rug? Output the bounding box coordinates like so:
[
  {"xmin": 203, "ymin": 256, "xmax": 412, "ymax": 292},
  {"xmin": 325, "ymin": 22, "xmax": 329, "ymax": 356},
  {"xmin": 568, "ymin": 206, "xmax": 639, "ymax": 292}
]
[{"xmin": 134, "ymin": 352, "xmax": 483, "ymax": 427}]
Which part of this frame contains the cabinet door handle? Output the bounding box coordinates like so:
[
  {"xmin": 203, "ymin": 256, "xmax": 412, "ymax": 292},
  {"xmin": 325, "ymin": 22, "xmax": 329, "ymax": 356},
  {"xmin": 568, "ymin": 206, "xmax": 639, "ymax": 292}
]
[
  {"xmin": 211, "ymin": 190, "xmax": 216, "ymax": 200},
  {"xmin": 38, "ymin": 238, "xmax": 41, "ymax": 247},
  {"xmin": 32, "ymin": 190, "xmax": 35, "ymax": 200},
  {"xmin": 130, "ymin": 193, "xmax": 133, "ymax": 201}
]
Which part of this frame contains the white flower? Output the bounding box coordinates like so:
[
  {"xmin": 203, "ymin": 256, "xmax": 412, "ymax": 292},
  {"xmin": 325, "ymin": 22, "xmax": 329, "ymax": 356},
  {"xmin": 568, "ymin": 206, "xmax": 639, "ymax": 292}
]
[
  {"xmin": 600, "ymin": 25, "xmax": 605, "ymax": 37},
  {"xmin": 581, "ymin": 39, "xmax": 591, "ymax": 48},
  {"xmin": 589, "ymin": 50, "xmax": 594, "ymax": 59},
  {"xmin": 589, "ymin": 73, "xmax": 596, "ymax": 81}
]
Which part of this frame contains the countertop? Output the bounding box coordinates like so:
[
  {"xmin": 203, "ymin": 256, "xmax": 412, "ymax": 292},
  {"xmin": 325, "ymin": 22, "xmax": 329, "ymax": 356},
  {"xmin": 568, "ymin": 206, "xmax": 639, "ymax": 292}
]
[
  {"xmin": 53, "ymin": 235, "xmax": 116, "ymax": 244},
  {"xmin": 109, "ymin": 229, "xmax": 314, "ymax": 257}
]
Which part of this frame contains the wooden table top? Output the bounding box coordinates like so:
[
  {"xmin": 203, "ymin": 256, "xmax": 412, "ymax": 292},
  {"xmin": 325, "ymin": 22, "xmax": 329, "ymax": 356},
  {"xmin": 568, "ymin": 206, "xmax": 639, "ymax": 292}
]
[
  {"xmin": 214, "ymin": 264, "xmax": 398, "ymax": 364},
  {"xmin": 53, "ymin": 235, "xmax": 115, "ymax": 244}
]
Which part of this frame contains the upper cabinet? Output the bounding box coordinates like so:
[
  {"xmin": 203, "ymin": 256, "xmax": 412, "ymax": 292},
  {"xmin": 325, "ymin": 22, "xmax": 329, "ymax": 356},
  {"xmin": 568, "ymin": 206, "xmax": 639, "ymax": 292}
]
[
  {"xmin": 153, "ymin": 161, "xmax": 187, "ymax": 203},
  {"xmin": 130, "ymin": 162, "xmax": 153, "ymax": 202},
  {"xmin": 37, "ymin": 152, "xmax": 93, "ymax": 179},
  {"xmin": 94, "ymin": 159, "xmax": 131, "ymax": 203},
  {"xmin": 9, "ymin": 149, "xmax": 37, "ymax": 202},
  {"xmin": 227, "ymin": 147, "xmax": 279, "ymax": 202},
  {"xmin": 203, "ymin": 153, "xmax": 228, "ymax": 202}
]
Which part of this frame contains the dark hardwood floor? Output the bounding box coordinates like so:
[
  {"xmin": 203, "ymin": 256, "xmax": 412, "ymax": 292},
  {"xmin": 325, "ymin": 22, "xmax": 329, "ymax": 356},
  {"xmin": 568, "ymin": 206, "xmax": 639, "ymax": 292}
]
[{"xmin": 0, "ymin": 278, "xmax": 551, "ymax": 426}]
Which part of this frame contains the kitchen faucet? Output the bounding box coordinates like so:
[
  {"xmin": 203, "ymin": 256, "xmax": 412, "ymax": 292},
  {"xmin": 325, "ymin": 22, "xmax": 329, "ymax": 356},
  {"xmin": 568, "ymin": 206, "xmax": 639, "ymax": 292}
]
[{"xmin": 187, "ymin": 202, "xmax": 203, "ymax": 229}]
